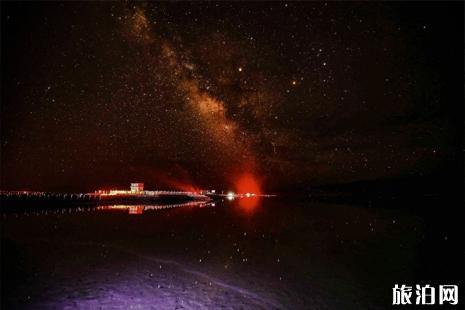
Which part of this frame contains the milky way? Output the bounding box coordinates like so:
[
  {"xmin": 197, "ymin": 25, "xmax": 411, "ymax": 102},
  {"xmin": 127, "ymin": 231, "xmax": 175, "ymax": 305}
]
[{"xmin": 1, "ymin": 2, "xmax": 462, "ymax": 192}]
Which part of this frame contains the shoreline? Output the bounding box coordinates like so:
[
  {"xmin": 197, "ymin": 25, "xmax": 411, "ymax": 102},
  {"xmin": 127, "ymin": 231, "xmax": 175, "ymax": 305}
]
[{"xmin": 0, "ymin": 192, "xmax": 211, "ymax": 213}]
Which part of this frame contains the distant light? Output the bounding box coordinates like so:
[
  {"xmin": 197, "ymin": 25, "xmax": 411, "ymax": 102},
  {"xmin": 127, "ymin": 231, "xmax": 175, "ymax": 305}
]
[
  {"xmin": 211, "ymin": 190, "xmax": 216, "ymax": 193},
  {"xmin": 238, "ymin": 67, "xmax": 243, "ymax": 72},
  {"xmin": 227, "ymin": 191, "xmax": 235, "ymax": 200},
  {"xmin": 246, "ymin": 193, "xmax": 251, "ymax": 197},
  {"xmin": 291, "ymin": 80, "xmax": 297, "ymax": 86}
]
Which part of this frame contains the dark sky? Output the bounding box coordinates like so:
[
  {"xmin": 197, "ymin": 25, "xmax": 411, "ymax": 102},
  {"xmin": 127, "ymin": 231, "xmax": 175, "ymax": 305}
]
[{"xmin": 1, "ymin": 2, "xmax": 463, "ymax": 192}]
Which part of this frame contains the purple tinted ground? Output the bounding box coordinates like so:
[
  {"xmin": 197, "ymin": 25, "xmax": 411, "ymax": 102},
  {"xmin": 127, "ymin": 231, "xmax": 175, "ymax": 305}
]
[{"xmin": 2, "ymin": 199, "xmax": 423, "ymax": 309}]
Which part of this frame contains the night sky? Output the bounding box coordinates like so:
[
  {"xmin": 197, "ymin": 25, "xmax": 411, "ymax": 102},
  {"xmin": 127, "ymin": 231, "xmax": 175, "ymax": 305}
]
[{"xmin": 1, "ymin": 2, "xmax": 463, "ymax": 192}]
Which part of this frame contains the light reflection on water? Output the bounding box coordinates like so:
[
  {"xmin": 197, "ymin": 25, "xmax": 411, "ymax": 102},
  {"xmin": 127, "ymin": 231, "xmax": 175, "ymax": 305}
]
[
  {"xmin": 8, "ymin": 200, "xmax": 216, "ymax": 217},
  {"xmin": 3, "ymin": 196, "xmax": 266, "ymax": 217},
  {"xmin": 237, "ymin": 196, "xmax": 260, "ymax": 212},
  {"xmin": 99, "ymin": 201, "xmax": 215, "ymax": 215}
]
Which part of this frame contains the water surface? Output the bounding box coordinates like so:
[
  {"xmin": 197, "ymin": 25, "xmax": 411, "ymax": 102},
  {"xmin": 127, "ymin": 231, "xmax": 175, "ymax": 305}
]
[{"xmin": 2, "ymin": 197, "xmax": 425, "ymax": 309}]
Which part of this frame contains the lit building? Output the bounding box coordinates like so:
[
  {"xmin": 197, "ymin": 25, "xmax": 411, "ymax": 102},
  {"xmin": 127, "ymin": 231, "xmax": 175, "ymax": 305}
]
[{"xmin": 130, "ymin": 183, "xmax": 144, "ymax": 193}]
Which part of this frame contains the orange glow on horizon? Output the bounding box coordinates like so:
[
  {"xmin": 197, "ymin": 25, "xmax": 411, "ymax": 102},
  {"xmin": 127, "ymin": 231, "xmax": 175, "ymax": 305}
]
[
  {"xmin": 150, "ymin": 171, "xmax": 200, "ymax": 193},
  {"xmin": 233, "ymin": 173, "xmax": 262, "ymax": 212},
  {"xmin": 168, "ymin": 182, "xmax": 199, "ymax": 193},
  {"xmin": 235, "ymin": 173, "xmax": 261, "ymax": 195}
]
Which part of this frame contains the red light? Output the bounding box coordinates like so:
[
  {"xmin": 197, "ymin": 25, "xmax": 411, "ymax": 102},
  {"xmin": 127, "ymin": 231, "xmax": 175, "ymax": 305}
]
[
  {"xmin": 234, "ymin": 173, "xmax": 261, "ymax": 212},
  {"xmin": 129, "ymin": 206, "xmax": 144, "ymax": 215},
  {"xmin": 238, "ymin": 196, "xmax": 260, "ymax": 210},
  {"xmin": 235, "ymin": 173, "xmax": 261, "ymax": 195}
]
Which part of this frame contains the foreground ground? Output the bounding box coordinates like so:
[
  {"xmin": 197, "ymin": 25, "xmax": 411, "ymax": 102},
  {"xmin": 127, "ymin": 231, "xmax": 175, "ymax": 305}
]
[{"xmin": 1, "ymin": 197, "xmax": 458, "ymax": 309}]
